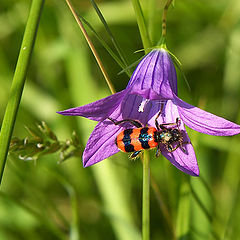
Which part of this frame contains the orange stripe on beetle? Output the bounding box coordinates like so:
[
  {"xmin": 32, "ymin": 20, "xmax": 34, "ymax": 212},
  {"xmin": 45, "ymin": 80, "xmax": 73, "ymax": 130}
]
[{"xmin": 115, "ymin": 127, "xmax": 159, "ymax": 153}]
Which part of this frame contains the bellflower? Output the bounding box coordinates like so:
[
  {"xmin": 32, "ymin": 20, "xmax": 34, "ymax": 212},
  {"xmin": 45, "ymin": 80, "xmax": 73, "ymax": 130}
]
[{"xmin": 58, "ymin": 48, "xmax": 240, "ymax": 176}]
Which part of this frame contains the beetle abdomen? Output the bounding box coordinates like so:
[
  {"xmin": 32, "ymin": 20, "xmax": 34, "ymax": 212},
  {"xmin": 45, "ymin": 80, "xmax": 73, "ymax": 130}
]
[{"xmin": 115, "ymin": 127, "xmax": 158, "ymax": 152}]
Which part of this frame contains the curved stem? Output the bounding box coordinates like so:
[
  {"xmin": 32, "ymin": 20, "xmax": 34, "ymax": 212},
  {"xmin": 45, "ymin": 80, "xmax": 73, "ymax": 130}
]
[
  {"xmin": 0, "ymin": 0, "xmax": 45, "ymax": 185},
  {"xmin": 65, "ymin": 0, "xmax": 116, "ymax": 94},
  {"xmin": 142, "ymin": 151, "xmax": 150, "ymax": 240},
  {"xmin": 90, "ymin": 0, "xmax": 129, "ymax": 70}
]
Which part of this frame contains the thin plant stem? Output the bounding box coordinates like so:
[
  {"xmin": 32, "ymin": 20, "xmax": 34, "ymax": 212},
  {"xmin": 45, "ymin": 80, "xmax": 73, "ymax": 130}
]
[
  {"xmin": 161, "ymin": 0, "xmax": 173, "ymax": 44},
  {"xmin": 131, "ymin": 0, "xmax": 152, "ymax": 53},
  {"xmin": 79, "ymin": 16, "xmax": 130, "ymax": 76},
  {"xmin": 148, "ymin": 0, "xmax": 156, "ymax": 44},
  {"xmin": 64, "ymin": 0, "xmax": 116, "ymax": 94},
  {"xmin": 90, "ymin": 0, "xmax": 130, "ymax": 73},
  {"xmin": 142, "ymin": 151, "xmax": 150, "ymax": 240},
  {"xmin": 0, "ymin": 0, "xmax": 45, "ymax": 186}
]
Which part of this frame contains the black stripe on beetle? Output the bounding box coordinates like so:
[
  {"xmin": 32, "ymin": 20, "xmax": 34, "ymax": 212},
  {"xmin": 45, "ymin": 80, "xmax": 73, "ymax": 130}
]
[
  {"xmin": 123, "ymin": 129, "xmax": 135, "ymax": 152},
  {"xmin": 139, "ymin": 127, "xmax": 151, "ymax": 149}
]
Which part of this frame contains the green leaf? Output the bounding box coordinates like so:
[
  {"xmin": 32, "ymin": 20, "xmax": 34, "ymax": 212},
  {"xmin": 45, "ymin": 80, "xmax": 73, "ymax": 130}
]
[
  {"xmin": 131, "ymin": 0, "xmax": 152, "ymax": 53},
  {"xmin": 79, "ymin": 15, "xmax": 130, "ymax": 76},
  {"xmin": 90, "ymin": 0, "xmax": 129, "ymax": 71}
]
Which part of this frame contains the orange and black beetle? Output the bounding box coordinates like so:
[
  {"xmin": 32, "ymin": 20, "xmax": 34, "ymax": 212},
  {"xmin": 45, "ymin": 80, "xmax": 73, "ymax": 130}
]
[{"xmin": 108, "ymin": 112, "xmax": 188, "ymax": 158}]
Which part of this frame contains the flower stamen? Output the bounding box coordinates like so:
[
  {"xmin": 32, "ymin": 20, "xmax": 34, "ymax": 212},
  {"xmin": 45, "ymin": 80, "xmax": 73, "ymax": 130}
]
[{"xmin": 138, "ymin": 99, "xmax": 150, "ymax": 112}]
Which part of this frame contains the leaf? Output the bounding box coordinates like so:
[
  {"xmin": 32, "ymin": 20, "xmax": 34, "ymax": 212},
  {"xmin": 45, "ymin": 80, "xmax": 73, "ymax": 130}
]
[
  {"xmin": 118, "ymin": 55, "xmax": 144, "ymax": 75},
  {"xmin": 90, "ymin": 0, "xmax": 129, "ymax": 71},
  {"xmin": 79, "ymin": 15, "xmax": 130, "ymax": 76}
]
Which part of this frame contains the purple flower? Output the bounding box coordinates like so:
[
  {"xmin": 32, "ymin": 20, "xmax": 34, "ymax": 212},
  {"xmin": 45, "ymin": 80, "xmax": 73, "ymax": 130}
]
[{"xmin": 58, "ymin": 49, "xmax": 240, "ymax": 176}]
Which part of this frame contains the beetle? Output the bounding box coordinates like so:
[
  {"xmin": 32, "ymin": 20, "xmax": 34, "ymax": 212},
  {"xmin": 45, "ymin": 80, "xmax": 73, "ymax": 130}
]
[{"xmin": 108, "ymin": 111, "xmax": 188, "ymax": 159}]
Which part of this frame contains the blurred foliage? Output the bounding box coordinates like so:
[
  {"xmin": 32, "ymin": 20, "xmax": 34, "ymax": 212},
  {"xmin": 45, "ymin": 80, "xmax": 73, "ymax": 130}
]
[{"xmin": 0, "ymin": 0, "xmax": 240, "ymax": 240}]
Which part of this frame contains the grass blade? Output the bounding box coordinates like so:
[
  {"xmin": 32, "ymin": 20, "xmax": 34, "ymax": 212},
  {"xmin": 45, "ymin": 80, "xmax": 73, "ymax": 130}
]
[
  {"xmin": 79, "ymin": 15, "xmax": 130, "ymax": 76},
  {"xmin": 90, "ymin": 0, "xmax": 130, "ymax": 73},
  {"xmin": 0, "ymin": 0, "xmax": 45, "ymax": 185},
  {"xmin": 131, "ymin": 0, "xmax": 151, "ymax": 53}
]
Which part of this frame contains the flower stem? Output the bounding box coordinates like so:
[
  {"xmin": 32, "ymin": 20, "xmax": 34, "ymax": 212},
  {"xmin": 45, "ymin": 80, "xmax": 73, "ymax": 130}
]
[
  {"xmin": 142, "ymin": 151, "xmax": 150, "ymax": 240},
  {"xmin": 157, "ymin": 0, "xmax": 173, "ymax": 47},
  {"xmin": 161, "ymin": 0, "xmax": 173, "ymax": 42},
  {"xmin": 131, "ymin": 0, "xmax": 152, "ymax": 53},
  {"xmin": 0, "ymin": 0, "xmax": 45, "ymax": 185},
  {"xmin": 65, "ymin": 0, "xmax": 116, "ymax": 94}
]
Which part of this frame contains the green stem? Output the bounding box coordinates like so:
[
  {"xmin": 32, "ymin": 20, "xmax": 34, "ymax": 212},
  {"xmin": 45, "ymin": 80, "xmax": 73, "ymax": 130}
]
[
  {"xmin": 148, "ymin": 0, "xmax": 156, "ymax": 44},
  {"xmin": 90, "ymin": 0, "xmax": 130, "ymax": 71},
  {"xmin": 65, "ymin": 0, "xmax": 116, "ymax": 94},
  {"xmin": 159, "ymin": 0, "xmax": 173, "ymax": 45},
  {"xmin": 0, "ymin": 0, "xmax": 45, "ymax": 185},
  {"xmin": 142, "ymin": 151, "xmax": 150, "ymax": 240},
  {"xmin": 131, "ymin": 0, "xmax": 152, "ymax": 53}
]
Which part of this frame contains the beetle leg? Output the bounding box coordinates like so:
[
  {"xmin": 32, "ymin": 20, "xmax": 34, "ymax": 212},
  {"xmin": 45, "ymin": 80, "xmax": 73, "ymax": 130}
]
[
  {"xmin": 167, "ymin": 141, "xmax": 190, "ymax": 153},
  {"xmin": 160, "ymin": 118, "xmax": 179, "ymax": 130},
  {"xmin": 179, "ymin": 141, "xmax": 190, "ymax": 153},
  {"xmin": 156, "ymin": 144, "xmax": 161, "ymax": 157},
  {"xmin": 130, "ymin": 150, "xmax": 142, "ymax": 159},
  {"xmin": 167, "ymin": 143, "xmax": 179, "ymax": 152},
  {"xmin": 108, "ymin": 118, "xmax": 143, "ymax": 128},
  {"xmin": 155, "ymin": 103, "xmax": 164, "ymax": 131}
]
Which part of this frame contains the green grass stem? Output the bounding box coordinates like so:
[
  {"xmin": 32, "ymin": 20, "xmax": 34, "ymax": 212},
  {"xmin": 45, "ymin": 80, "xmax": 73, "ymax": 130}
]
[
  {"xmin": 65, "ymin": 0, "xmax": 116, "ymax": 94},
  {"xmin": 131, "ymin": 0, "xmax": 152, "ymax": 53},
  {"xmin": 79, "ymin": 15, "xmax": 130, "ymax": 76},
  {"xmin": 90, "ymin": 0, "xmax": 130, "ymax": 75},
  {"xmin": 0, "ymin": 0, "xmax": 45, "ymax": 185},
  {"xmin": 142, "ymin": 151, "xmax": 150, "ymax": 240}
]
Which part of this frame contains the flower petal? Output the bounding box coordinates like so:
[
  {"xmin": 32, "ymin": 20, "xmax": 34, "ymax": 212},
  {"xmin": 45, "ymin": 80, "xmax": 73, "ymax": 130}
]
[
  {"xmin": 121, "ymin": 94, "xmax": 157, "ymax": 125},
  {"xmin": 161, "ymin": 142, "xmax": 199, "ymax": 176},
  {"xmin": 127, "ymin": 49, "xmax": 177, "ymax": 100},
  {"xmin": 155, "ymin": 100, "xmax": 199, "ymax": 176},
  {"xmin": 175, "ymin": 96, "xmax": 240, "ymax": 136},
  {"xmin": 57, "ymin": 90, "xmax": 126, "ymax": 121},
  {"xmin": 83, "ymin": 120, "xmax": 121, "ymax": 167}
]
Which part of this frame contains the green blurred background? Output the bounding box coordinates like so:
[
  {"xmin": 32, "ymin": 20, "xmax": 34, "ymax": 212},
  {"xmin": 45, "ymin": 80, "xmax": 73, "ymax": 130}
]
[{"xmin": 1, "ymin": 0, "xmax": 240, "ymax": 239}]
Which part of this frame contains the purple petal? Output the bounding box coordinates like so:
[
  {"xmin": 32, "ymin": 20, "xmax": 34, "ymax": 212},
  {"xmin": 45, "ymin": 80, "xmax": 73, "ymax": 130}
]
[
  {"xmin": 175, "ymin": 96, "xmax": 240, "ymax": 136},
  {"xmin": 127, "ymin": 51, "xmax": 156, "ymax": 87},
  {"xmin": 57, "ymin": 90, "xmax": 126, "ymax": 121},
  {"xmin": 127, "ymin": 49, "xmax": 177, "ymax": 100},
  {"xmin": 129, "ymin": 88, "xmax": 164, "ymax": 101},
  {"xmin": 83, "ymin": 120, "xmax": 121, "ymax": 167},
  {"xmin": 156, "ymin": 100, "xmax": 199, "ymax": 176},
  {"xmin": 161, "ymin": 137, "xmax": 199, "ymax": 176},
  {"xmin": 121, "ymin": 94, "xmax": 158, "ymax": 125}
]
